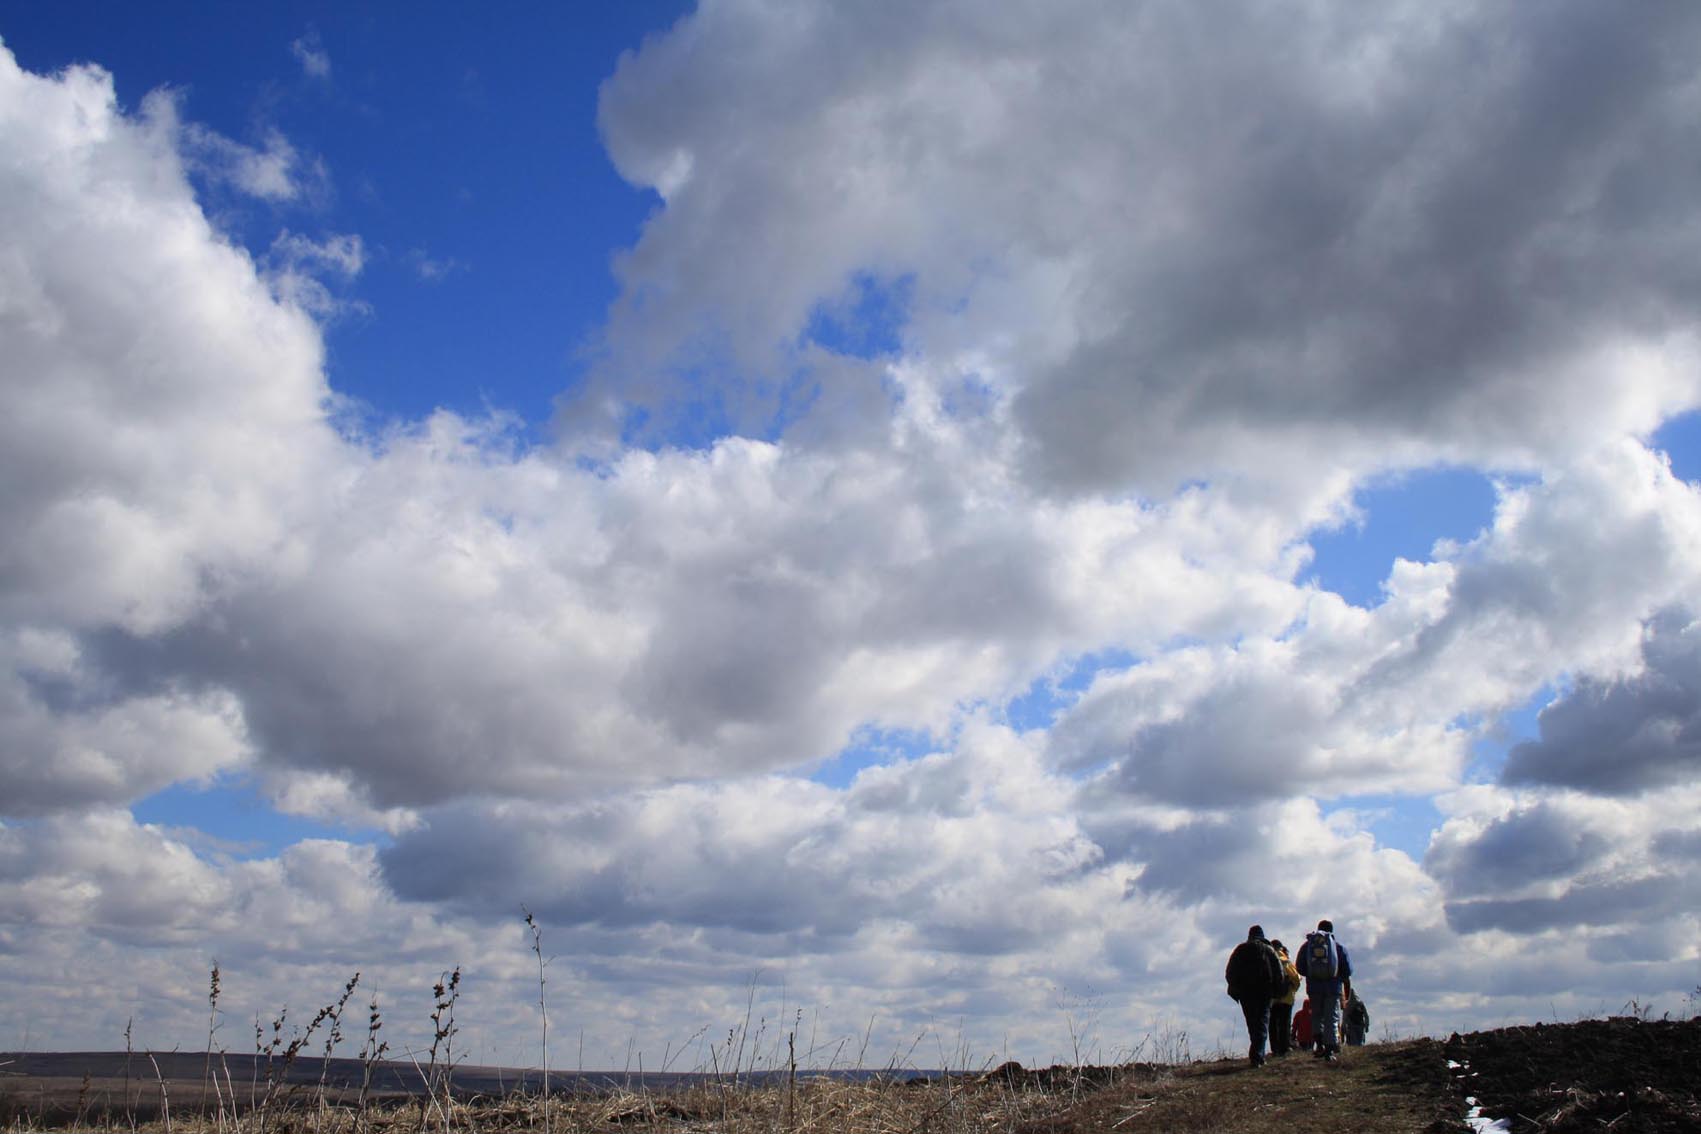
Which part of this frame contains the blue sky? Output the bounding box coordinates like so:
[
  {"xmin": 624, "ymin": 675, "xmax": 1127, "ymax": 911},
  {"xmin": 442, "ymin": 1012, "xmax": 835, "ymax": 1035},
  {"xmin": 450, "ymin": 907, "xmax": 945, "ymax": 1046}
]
[
  {"xmin": 4, "ymin": 2, "xmax": 688, "ymax": 428},
  {"xmin": 4, "ymin": 1, "xmax": 1701, "ymax": 1069}
]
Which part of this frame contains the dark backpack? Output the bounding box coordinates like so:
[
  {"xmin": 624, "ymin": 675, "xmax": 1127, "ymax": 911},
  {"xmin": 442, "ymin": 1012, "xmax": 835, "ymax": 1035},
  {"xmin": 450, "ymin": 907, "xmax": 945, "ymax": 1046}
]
[
  {"xmin": 1303, "ymin": 931, "xmax": 1338, "ymax": 979},
  {"xmin": 1229, "ymin": 940, "xmax": 1280, "ymax": 996}
]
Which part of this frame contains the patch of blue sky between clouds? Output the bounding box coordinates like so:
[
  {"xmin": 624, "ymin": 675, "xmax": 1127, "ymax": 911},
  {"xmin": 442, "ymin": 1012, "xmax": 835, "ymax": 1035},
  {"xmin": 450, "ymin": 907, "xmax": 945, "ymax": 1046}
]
[
  {"xmin": 1305, "ymin": 467, "xmax": 1500, "ymax": 609},
  {"xmin": 803, "ymin": 272, "xmax": 914, "ymax": 360},
  {"xmin": 1330, "ymin": 793, "xmax": 1447, "ymax": 863},
  {"xmin": 1652, "ymin": 408, "xmax": 1701, "ymax": 484},
  {"xmin": 1463, "ymin": 683, "xmax": 1563, "ymax": 784},
  {"xmin": 939, "ymin": 371, "xmax": 999, "ymax": 422},
  {"xmin": 1005, "ymin": 649, "xmax": 1139, "ymax": 734},
  {"xmin": 617, "ymin": 375, "xmax": 740, "ymax": 451},
  {"xmin": 807, "ymin": 650, "xmax": 1139, "ymax": 790},
  {"xmin": 132, "ymin": 780, "xmax": 378, "ymax": 860},
  {"xmin": 1334, "ymin": 687, "xmax": 1551, "ymax": 862},
  {"xmin": 810, "ymin": 725, "xmax": 938, "ymax": 789}
]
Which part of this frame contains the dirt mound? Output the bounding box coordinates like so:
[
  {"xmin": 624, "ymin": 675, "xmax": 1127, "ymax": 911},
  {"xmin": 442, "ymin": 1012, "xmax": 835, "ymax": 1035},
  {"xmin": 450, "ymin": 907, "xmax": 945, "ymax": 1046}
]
[
  {"xmin": 1444, "ymin": 1016, "xmax": 1701, "ymax": 1132},
  {"xmin": 1000, "ymin": 1016, "xmax": 1701, "ymax": 1134}
]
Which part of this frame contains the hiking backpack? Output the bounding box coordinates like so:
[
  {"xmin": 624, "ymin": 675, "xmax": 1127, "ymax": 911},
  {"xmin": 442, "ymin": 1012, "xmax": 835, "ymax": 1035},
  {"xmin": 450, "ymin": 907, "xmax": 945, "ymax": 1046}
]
[{"xmin": 1303, "ymin": 931, "xmax": 1338, "ymax": 979}]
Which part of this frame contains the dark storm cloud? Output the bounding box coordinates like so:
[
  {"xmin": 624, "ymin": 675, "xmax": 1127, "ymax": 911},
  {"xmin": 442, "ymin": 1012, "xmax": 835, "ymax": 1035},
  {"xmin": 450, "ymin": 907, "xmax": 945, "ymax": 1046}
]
[{"xmin": 1502, "ymin": 610, "xmax": 1701, "ymax": 795}]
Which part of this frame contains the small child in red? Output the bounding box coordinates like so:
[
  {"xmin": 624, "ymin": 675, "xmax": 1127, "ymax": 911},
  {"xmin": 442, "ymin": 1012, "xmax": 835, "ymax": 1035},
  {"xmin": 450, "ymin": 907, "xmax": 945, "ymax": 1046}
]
[{"xmin": 1292, "ymin": 998, "xmax": 1314, "ymax": 1051}]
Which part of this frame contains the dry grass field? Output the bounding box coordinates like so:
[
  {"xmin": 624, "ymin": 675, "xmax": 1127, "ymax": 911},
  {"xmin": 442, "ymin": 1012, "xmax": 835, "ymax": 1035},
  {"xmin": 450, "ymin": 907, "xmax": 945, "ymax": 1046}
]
[{"xmin": 5, "ymin": 1016, "xmax": 1698, "ymax": 1133}]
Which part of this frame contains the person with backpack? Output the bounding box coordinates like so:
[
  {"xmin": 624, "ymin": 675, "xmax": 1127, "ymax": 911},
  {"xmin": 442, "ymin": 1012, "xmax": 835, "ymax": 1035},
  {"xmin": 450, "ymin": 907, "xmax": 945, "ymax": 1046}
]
[
  {"xmin": 1344, "ymin": 989, "xmax": 1370, "ymax": 1045},
  {"xmin": 1267, "ymin": 939, "xmax": 1303, "ymax": 1056},
  {"xmin": 1295, "ymin": 918, "xmax": 1353, "ymax": 1062},
  {"xmin": 1224, "ymin": 924, "xmax": 1285, "ymax": 1067}
]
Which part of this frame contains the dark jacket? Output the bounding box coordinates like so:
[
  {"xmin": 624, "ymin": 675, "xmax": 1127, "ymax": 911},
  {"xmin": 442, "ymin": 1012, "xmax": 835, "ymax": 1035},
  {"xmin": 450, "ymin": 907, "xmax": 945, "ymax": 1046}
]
[{"xmin": 1224, "ymin": 934, "xmax": 1283, "ymax": 1002}]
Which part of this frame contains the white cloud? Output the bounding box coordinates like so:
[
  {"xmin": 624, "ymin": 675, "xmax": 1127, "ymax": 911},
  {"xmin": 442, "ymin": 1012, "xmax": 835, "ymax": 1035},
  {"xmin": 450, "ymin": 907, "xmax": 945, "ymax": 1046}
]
[
  {"xmin": 405, "ymin": 248, "xmax": 466, "ymax": 282},
  {"xmin": 0, "ymin": 628, "xmax": 250, "ymax": 815},
  {"xmin": 0, "ymin": 53, "xmax": 333, "ymax": 639},
  {"xmin": 266, "ymin": 229, "xmax": 368, "ymax": 317},
  {"xmin": 291, "ymin": 30, "xmax": 332, "ymax": 80},
  {"xmin": 180, "ymin": 117, "xmax": 310, "ymax": 203},
  {"xmin": 1048, "ymin": 441, "xmax": 1701, "ymax": 806}
]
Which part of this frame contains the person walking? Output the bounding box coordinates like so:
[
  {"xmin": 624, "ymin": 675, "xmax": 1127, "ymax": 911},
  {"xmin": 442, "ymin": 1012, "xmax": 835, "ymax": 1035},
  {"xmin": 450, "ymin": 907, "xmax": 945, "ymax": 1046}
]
[
  {"xmin": 1296, "ymin": 919, "xmax": 1353, "ymax": 1062},
  {"xmin": 1224, "ymin": 924, "xmax": 1284, "ymax": 1067},
  {"xmin": 1267, "ymin": 939, "xmax": 1302, "ymax": 1056},
  {"xmin": 1292, "ymin": 998, "xmax": 1313, "ymax": 1051},
  {"xmin": 1344, "ymin": 989, "xmax": 1370, "ymax": 1046}
]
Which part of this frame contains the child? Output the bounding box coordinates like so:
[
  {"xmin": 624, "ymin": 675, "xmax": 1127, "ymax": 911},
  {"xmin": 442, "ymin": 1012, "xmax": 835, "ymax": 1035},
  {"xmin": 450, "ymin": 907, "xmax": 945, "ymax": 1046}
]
[
  {"xmin": 1345, "ymin": 990, "xmax": 1370, "ymax": 1046},
  {"xmin": 1292, "ymin": 998, "xmax": 1314, "ymax": 1051}
]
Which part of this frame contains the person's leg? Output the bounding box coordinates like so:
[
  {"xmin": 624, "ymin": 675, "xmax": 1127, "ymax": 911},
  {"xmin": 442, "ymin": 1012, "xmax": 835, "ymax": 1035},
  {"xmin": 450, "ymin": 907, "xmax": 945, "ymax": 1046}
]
[
  {"xmin": 1314, "ymin": 983, "xmax": 1343, "ymax": 1058},
  {"xmin": 1269, "ymin": 1001, "xmax": 1292, "ymax": 1055},
  {"xmin": 1239, "ymin": 998, "xmax": 1270, "ymax": 1065}
]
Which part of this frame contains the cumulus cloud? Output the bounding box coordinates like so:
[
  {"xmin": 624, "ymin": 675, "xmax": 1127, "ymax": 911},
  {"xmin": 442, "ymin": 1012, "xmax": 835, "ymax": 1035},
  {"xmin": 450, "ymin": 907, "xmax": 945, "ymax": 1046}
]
[
  {"xmin": 1425, "ymin": 784, "xmax": 1701, "ymax": 941},
  {"xmin": 589, "ymin": 0, "xmax": 1701, "ymax": 492},
  {"xmin": 0, "ymin": 630, "xmax": 250, "ymax": 816},
  {"xmin": 1047, "ymin": 441, "xmax": 1701, "ymax": 807},
  {"xmin": 381, "ymin": 722, "xmax": 1105, "ymax": 951},
  {"xmin": 0, "ymin": 46, "xmax": 345, "ymax": 814},
  {"xmin": 0, "ymin": 809, "xmax": 449, "ymax": 965},
  {"xmin": 1425, "ymin": 801, "xmax": 1610, "ymax": 898},
  {"xmin": 0, "ymin": 51, "xmax": 334, "ymax": 635},
  {"xmin": 1502, "ymin": 609, "xmax": 1701, "ymax": 794}
]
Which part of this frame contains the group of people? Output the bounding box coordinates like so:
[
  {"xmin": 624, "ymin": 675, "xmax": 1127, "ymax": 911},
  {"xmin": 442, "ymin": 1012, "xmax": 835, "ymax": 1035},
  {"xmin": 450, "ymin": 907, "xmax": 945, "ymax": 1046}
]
[{"xmin": 1224, "ymin": 919, "xmax": 1369, "ymax": 1067}]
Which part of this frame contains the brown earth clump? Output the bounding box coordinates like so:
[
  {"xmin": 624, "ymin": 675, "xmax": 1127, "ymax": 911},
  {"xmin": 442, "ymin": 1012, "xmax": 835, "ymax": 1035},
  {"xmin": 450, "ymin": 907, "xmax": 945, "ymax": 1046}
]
[{"xmin": 1444, "ymin": 1016, "xmax": 1701, "ymax": 1132}]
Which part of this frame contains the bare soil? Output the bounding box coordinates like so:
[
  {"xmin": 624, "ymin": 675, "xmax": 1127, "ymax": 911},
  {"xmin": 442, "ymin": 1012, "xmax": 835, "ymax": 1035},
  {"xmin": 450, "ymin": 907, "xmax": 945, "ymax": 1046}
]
[{"xmin": 1443, "ymin": 1016, "xmax": 1701, "ymax": 1132}]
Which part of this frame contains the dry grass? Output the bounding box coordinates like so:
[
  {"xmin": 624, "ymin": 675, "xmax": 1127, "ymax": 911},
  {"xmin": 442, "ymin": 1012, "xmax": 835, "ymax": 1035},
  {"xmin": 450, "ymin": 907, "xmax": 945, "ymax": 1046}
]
[
  {"xmin": 0, "ymin": 954, "xmax": 1463, "ymax": 1134},
  {"xmin": 0, "ymin": 1042, "xmax": 1463, "ymax": 1134},
  {"xmin": 1, "ymin": 1057, "xmax": 1190, "ymax": 1134}
]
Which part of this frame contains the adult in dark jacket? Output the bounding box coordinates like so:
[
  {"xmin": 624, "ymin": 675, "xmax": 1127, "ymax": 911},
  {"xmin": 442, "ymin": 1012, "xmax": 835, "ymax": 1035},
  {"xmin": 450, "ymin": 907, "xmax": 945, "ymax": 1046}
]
[
  {"xmin": 1296, "ymin": 918, "xmax": 1354, "ymax": 1062},
  {"xmin": 1224, "ymin": 924, "xmax": 1284, "ymax": 1066}
]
